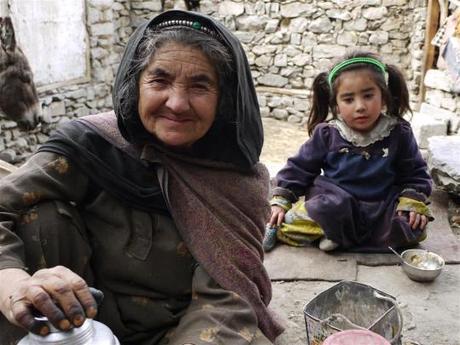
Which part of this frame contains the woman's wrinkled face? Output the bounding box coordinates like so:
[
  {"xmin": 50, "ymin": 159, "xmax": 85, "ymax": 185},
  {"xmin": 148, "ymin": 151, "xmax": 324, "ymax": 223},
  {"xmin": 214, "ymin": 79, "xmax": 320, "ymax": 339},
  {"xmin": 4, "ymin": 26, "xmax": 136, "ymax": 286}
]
[
  {"xmin": 335, "ymin": 69, "xmax": 384, "ymax": 133},
  {"xmin": 138, "ymin": 42, "xmax": 219, "ymax": 148}
]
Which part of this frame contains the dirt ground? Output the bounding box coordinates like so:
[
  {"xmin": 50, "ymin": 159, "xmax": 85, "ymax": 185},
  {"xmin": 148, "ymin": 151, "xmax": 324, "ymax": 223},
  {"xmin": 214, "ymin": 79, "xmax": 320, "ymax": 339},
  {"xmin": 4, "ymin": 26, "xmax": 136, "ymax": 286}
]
[{"xmin": 261, "ymin": 117, "xmax": 309, "ymax": 165}]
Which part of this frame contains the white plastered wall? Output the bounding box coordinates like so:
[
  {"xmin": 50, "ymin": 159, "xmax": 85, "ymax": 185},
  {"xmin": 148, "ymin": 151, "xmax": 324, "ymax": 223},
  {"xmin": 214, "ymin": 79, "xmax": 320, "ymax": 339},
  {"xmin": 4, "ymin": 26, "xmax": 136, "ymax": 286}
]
[
  {"xmin": 0, "ymin": 0, "xmax": 8, "ymax": 16},
  {"xmin": 8, "ymin": 0, "xmax": 88, "ymax": 87}
]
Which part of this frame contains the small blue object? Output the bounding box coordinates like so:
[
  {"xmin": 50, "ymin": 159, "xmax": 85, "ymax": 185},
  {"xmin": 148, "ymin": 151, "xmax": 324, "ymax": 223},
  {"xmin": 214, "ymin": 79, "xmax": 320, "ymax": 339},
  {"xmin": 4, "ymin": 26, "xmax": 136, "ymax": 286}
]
[
  {"xmin": 263, "ymin": 226, "xmax": 278, "ymax": 252},
  {"xmin": 192, "ymin": 21, "xmax": 202, "ymax": 30}
]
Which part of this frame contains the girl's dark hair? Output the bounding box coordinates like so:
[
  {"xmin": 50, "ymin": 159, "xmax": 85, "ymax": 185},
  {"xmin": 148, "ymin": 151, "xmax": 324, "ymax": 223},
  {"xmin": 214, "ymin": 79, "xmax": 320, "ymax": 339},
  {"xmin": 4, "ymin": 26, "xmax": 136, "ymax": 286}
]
[
  {"xmin": 117, "ymin": 27, "xmax": 234, "ymax": 143},
  {"xmin": 307, "ymin": 51, "xmax": 411, "ymax": 135}
]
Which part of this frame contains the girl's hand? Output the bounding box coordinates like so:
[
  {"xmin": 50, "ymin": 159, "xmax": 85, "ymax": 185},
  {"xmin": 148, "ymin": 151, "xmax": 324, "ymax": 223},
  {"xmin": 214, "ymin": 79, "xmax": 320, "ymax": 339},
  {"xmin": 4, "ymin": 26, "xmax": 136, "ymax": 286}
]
[
  {"xmin": 1, "ymin": 266, "xmax": 97, "ymax": 335},
  {"xmin": 397, "ymin": 211, "xmax": 428, "ymax": 230},
  {"xmin": 269, "ymin": 205, "xmax": 286, "ymax": 227}
]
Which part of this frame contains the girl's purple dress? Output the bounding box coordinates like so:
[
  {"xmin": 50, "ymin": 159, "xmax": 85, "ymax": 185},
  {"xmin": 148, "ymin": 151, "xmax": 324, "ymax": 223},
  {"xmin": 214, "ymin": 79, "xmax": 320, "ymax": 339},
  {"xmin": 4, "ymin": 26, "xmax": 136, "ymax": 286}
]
[{"xmin": 273, "ymin": 116, "xmax": 432, "ymax": 252}]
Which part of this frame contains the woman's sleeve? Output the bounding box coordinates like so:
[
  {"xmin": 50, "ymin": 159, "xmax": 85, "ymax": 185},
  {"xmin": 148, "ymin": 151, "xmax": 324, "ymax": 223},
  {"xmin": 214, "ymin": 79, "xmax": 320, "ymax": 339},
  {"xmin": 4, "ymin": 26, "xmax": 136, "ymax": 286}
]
[
  {"xmin": 272, "ymin": 124, "xmax": 329, "ymax": 202},
  {"xmin": 0, "ymin": 152, "xmax": 89, "ymax": 270},
  {"xmin": 394, "ymin": 122, "xmax": 433, "ymax": 201},
  {"xmin": 165, "ymin": 265, "xmax": 272, "ymax": 345}
]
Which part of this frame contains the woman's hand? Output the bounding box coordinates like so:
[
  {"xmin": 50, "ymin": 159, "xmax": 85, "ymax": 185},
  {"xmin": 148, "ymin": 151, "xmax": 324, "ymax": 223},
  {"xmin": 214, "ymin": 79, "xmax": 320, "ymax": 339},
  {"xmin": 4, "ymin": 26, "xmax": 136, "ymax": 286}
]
[
  {"xmin": 397, "ymin": 211, "xmax": 428, "ymax": 230},
  {"xmin": 0, "ymin": 266, "xmax": 97, "ymax": 335},
  {"xmin": 268, "ymin": 205, "xmax": 286, "ymax": 227}
]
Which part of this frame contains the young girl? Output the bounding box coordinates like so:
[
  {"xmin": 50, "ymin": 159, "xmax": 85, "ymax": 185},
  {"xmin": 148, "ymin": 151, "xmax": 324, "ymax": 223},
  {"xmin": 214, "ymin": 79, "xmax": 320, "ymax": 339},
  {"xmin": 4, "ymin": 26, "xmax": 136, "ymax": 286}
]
[{"xmin": 264, "ymin": 51, "xmax": 433, "ymax": 252}]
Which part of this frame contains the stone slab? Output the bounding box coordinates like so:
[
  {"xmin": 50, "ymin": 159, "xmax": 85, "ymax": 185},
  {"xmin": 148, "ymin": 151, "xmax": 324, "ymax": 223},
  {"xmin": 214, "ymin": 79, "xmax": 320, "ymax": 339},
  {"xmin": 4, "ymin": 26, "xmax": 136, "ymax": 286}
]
[
  {"xmin": 428, "ymin": 135, "xmax": 460, "ymax": 194},
  {"xmin": 357, "ymin": 264, "xmax": 460, "ymax": 345},
  {"xmin": 411, "ymin": 112, "xmax": 448, "ymax": 149},
  {"xmin": 428, "ymin": 136, "xmax": 460, "ymax": 179},
  {"xmin": 423, "ymin": 69, "xmax": 454, "ymax": 92},
  {"xmin": 270, "ymin": 265, "xmax": 460, "ymax": 345},
  {"xmin": 265, "ymin": 190, "xmax": 459, "ymax": 271},
  {"xmin": 264, "ymin": 245, "xmax": 357, "ymax": 281}
]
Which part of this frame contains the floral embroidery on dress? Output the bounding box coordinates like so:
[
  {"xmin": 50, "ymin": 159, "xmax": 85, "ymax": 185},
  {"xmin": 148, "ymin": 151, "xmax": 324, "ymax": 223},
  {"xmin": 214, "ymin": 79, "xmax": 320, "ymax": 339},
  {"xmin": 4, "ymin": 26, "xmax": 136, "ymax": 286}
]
[
  {"xmin": 22, "ymin": 191, "xmax": 42, "ymax": 205},
  {"xmin": 131, "ymin": 296, "xmax": 150, "ymax": 306},
  {"xmin": 238, "ymin": 327, "xmax": 253, "ymax": 342},
  {"xmin": 382, "ymin": 148, "xmax": 389, "ymax": 157},
  {"xmin": 200, "ymin": 327, "xmax": 219, "ymax": 342},
  {"xmin": 191, "ymin": 290, "xmax": 199, "ymax": 300},
  {"xmin": 20, "ymin": 210, "xmax": 38, "ymax": 224},
  {"xmin": 361, "ymin": 151, "xmax": 371, "ymax": 160},
  {"xmin": 49, "ymin": 156, "xmax": 70, "ymax": 174},
  {"xmin": 201, "ymin": 304, "xmax": 215, "ymax": 310}
]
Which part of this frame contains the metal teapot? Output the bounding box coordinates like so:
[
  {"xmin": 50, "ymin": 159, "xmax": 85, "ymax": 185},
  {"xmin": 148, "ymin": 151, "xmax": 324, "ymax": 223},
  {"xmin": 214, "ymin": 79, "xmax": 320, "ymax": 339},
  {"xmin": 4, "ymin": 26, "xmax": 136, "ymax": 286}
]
[
  {"xmin": 17, "ymin": 317, "xmax": 120, "ymax": 345},
  {"xmin": 17, "ymin": 288, "xmax": 120, "ymax": 345}
]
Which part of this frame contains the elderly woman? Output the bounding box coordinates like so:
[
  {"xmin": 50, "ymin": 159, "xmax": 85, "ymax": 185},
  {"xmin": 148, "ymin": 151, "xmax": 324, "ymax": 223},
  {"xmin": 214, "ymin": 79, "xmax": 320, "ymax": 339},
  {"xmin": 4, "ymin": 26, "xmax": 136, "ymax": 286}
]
[{"xmin": 0, "ymin": 10, "xmax": 283, "ymax": 345}]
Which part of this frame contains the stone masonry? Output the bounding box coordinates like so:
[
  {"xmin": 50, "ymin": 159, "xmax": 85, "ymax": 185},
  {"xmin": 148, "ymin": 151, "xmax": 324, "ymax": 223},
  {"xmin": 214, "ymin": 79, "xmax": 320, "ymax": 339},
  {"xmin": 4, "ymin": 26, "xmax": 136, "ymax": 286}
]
[{"xmin": 1, "ymin": 0, "xmax": 459, "ymax": 165}]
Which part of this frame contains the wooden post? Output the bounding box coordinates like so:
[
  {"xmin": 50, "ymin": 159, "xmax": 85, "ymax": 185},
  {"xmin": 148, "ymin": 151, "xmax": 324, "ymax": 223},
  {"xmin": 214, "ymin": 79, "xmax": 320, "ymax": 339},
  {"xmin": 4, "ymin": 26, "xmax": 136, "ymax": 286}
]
[
  {"xmin": 419, "ymin": 0, "xmax": 441, "ymax": 108},
  {"xmin": 0, "ymin": 159, "xmax": 17, "ymax": 178}
]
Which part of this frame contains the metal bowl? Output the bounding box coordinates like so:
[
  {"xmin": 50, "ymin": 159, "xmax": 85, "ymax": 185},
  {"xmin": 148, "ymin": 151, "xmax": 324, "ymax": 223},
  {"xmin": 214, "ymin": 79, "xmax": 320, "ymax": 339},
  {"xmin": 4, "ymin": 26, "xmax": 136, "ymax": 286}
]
[{"xmin": 400, "ymin": 249, "xmax": 444, "ymax": 282}]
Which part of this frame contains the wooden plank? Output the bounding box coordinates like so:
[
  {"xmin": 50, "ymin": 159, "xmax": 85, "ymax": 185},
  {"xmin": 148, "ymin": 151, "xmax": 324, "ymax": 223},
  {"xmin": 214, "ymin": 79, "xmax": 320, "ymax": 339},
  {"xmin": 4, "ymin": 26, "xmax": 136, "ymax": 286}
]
[
  {"xmin": 0, "ymin": 159, "xmax": 17, "ymax": 178},
  {"xmin": 419, "ymin": 0, "xmax": 441, "ymax": 108}
]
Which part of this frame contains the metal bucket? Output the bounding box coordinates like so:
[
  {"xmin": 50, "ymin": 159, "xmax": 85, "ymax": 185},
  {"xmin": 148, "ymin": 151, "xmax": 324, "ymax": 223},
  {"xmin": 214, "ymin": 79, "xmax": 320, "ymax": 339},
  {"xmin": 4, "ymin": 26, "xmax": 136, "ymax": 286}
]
[{"xmin": 304, "ymin": 281, "xmax": 403, "ymax": 345}]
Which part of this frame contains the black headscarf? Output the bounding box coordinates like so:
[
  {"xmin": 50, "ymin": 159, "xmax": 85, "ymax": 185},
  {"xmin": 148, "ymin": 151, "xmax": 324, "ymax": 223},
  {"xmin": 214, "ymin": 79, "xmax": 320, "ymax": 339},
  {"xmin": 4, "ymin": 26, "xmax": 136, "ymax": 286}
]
[
  {"xmin": 114, "ymin": 10, "xmax": 264, "ymax": 170},
  {"xmin": 38, "ymin": 10, "xmax": 264, "ymax": 210}
]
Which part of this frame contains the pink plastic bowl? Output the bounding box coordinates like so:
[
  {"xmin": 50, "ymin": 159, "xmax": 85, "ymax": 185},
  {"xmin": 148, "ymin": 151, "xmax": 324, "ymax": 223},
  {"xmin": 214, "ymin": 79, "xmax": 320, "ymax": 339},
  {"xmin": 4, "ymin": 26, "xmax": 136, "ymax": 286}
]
[{"xmin": 323, "ymin": 329, "xmax": 391, "ymax": 345}]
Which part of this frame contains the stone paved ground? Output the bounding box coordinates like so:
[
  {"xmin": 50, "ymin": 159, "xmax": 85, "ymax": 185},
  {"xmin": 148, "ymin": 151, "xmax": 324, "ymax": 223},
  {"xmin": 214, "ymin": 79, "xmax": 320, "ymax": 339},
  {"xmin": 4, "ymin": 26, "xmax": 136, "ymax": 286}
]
[{"xmin": 261, "ymin": 118, "xmax": 460, "ymax": 345}]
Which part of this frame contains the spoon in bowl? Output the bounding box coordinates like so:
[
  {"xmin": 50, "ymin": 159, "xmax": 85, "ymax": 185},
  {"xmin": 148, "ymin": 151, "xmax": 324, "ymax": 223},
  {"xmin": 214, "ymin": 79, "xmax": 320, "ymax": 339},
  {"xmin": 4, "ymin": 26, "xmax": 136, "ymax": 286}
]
[{"xmin": 388, "ymin": 246, "xmax": 404, "ymax": 263}]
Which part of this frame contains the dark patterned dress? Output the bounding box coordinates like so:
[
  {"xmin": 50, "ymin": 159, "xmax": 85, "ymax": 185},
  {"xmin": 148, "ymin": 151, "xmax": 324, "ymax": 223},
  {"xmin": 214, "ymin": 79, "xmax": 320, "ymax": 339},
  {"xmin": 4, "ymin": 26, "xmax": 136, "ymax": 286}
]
[
  {"xmin": 273, "ymin": 115, "xmax": 433, "ymax": 252},
  {"xmin": 0, "ymin": 152, "xmax": 271, "ymax": 344}
]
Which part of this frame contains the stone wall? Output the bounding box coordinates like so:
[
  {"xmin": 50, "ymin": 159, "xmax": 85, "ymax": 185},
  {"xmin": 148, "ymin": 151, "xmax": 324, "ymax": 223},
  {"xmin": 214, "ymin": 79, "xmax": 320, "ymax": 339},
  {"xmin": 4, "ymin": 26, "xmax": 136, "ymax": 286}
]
[
  {"xmin": 212, "ymin": 0, "xmax": 428, "ymax": 124},
  {"xmin": 139, "ymin": 0, "xmax": 430, "ymax": 124},
  {"xmin": 0, "ymin": 0, "xmax": 432, "ymax": 164},
  {"xmin": 0, "ymin": 0, "xmax": 132, "ymax": 163}
]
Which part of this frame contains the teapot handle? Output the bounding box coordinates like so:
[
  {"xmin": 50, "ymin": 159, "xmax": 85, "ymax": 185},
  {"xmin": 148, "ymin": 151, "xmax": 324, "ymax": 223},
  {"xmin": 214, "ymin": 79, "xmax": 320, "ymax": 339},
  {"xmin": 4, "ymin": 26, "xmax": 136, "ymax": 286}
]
[{"xmin": 319, "ymin": 313, "xmax": 368, "ymax": 331}]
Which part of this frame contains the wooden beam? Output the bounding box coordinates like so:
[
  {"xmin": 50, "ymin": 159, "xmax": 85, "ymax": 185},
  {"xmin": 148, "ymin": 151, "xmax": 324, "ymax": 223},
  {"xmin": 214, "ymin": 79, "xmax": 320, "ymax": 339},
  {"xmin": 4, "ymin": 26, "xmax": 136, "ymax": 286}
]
[
  {"xmin": 419, "ymin": 0, "xmax": 441, "ymax": 108},
  {"xmin": 0, "ymin": 159, "xmax": 17, "ymax": 178}
]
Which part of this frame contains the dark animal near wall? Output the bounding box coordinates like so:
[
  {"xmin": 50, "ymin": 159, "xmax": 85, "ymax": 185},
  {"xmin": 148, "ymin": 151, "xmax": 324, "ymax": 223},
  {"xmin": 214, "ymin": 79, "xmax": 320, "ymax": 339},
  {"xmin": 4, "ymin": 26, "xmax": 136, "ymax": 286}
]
[
  {"xmin": 161, "ymin": 0, "xmax": 200, "ymax": 11},
  {"xmin": 182, "ymin": 0, "xmax": 200, "ymax": 10},
  {"xmin": 0, "ymin": 17, "xmax": 41, "ymax": 130}
]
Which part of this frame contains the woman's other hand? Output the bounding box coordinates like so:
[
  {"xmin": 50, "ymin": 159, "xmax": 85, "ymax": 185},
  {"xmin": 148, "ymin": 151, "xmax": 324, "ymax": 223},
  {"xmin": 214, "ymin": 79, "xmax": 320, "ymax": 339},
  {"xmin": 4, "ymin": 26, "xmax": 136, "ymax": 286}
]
[
  {"xmin": 269, "ymin": 205, "xmax": 286, "ymax": 227},
  {"xmin": 0, "ymin": 266, "xmax": 97, "ymax": 335},
  {"xmin": 397, "ymin": 210, "xmax": 428, "ymax": 230}
]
